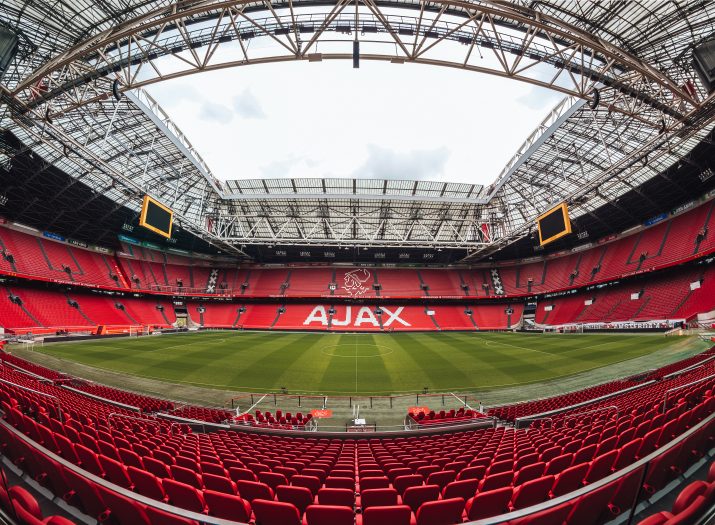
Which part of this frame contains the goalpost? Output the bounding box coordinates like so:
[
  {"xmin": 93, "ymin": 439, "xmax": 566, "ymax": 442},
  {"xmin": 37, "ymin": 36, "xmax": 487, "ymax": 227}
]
[{"xmin": 128, "ymin": 325, "xmax": 146, "ymax": 337}]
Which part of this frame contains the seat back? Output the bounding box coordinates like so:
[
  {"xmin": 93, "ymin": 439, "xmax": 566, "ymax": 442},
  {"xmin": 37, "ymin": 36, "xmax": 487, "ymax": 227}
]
[
  {"xmin": 551, "ymin": 463, "xmax": 589, "ymax": 498},
  {"xmin": 442, "ymin": 478, "xmax": 478, "ymax": 500},
  {"xmin": 402, "ymin": 484, "xmax": 440, "ymax": 513},
  {"xmin": 259, "ymin": 471, "xmax": 289, "ymax": 490},
  {"xmin": 415, "ymin": 497, "xmax": 465, "ymax": 525},
  {"xmin": 252, "ymin": 498, "xmax": 301, "ymax": 525},
  {"xmin": 317, "ymin": 487, "xmax": 354, "ymax": 507},
  {"xmin": 161, "ymin": 479, "xmax": 206, "ymax": 513},
  {"xmin": 127, "ymin": 466, "xmax": 166, "ymax": 501},
  {"xmin": 361, "ymin": 488, "xmax": 399, "ymax": 509},
  {"xmin": 276, "ymin": 484, "xmax": 314, "ymax": 514},
  {"xmin": 170, "ymin": 464, "xmax": 202, "ymax": 489},
  {"xmin": 98, "ymin": 455, "xmax": 132, "ymax": 489},
  {"xmin": 361, "ymin": 505, "xmax": 414, "ymax": 525},
  {"xmin": 304, "ymin": 504, "xmax": 354, "ymax": 525},
  {"xmin": 326, "ymin": 477, "xmax": 354, "ymax": 490},
  {"xmin": 480, "ymin": 471, "xmax": 513, "ymax": 492},
  {"xmin": 511, "ymin": 475, "xmax": 554, "ymax": 509},
  {"xmin": 457, "ymin": 465, "xmax": 485, "ymax": 481},
  {"xmin": 584, "ymin": 450, "xmax": 618, "ymax": 484},
  {"xmin": 202, "ymin": 472, "xmax": 237, "ymax": 495},
  {"xmin": 426, "ymin": 470, "xmax": 456, "ymax": 489},
  {"xmin": 545, "ymin": 453, "xmax": 573, "ymax": 475},
  {"xmin": 360, "ymin": 476, "xmax": 390, "ymax": 490},
  {"xmin": 98, "ymin": 486, "xmax": 152, "ymax": 525},
  {"xmin": 203, "ymin": 490, "xmax": 252, "ymax": 522},
  {"xmin": 292, "ymin": 474, "xmax": 321, "ymax": 496},
  {"xmin": 236, "ymin": 480, "xmax": 274, "ymax": 502},
  {"xmin": 465, "ymin": 487, "xmax": 513, "ymax": 521},
  {"xmin": 393, "ymin": 474, "xmax": 423, "ymax": 495}
]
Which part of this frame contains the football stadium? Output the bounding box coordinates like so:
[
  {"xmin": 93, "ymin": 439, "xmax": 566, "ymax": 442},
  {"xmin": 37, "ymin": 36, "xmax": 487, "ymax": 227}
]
[{"xmin": 0, "ymin": 1, "xmax": 715, "ymax": 524}]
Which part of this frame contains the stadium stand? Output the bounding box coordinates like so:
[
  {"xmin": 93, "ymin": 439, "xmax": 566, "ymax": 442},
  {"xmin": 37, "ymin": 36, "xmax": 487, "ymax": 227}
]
[
  {"xmin": 636, "ymin": 460, "xmax": 715, "ymax": 525},
  {"xmin": 0, "ymin": 348, "xmax": 712, "ymax": 524}
]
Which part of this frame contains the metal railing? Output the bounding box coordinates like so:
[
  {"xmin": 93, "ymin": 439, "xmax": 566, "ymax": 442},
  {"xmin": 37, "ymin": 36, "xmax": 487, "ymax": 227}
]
[
  {"xmin": 563, "ymin": 405, "xmax": 619, "ymax": 424},
  {"xmin": 467, "ymin": 408, "xmax": 715, "ymax": 524},
  {"xmin": 0, "ymin": 404, "xmax": 712, "ymax": 525},
  {"xmin": 107, "ymin": 413, "xmax": 181, "ymax": 435},
  {"xmin": 0, "ymin": 418, "xmax": 248, "ymax": 525},
  {"xmin": 0, "ymin": 377, "xmax": 63, "ymax": 423},
  {"xmin": 662, "ymin": 373, "xmax": 715, "ymax": 413}
]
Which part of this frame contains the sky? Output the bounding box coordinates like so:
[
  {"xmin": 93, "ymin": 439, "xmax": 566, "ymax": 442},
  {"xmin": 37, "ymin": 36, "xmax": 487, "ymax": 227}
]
[{"xmin": 146, "ymin": 60, "xmax": 563, "ymax": 186}]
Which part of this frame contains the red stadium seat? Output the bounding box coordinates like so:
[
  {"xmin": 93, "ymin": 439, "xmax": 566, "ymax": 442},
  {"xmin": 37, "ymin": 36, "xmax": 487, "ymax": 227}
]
[
  {"xmin": 414, "ymin": 497, "xmax": 464, "ymax": 525},
  {"xmin": 304, "ymin": 504, "xmax": 355, "ymax": 525},
  {"xmin": 252, "ymin": 498, "xmax": 302, "ymax": 525},
  {"xmin": 204, "ymin": 490, "xmax": 252, "ymax": 522}
]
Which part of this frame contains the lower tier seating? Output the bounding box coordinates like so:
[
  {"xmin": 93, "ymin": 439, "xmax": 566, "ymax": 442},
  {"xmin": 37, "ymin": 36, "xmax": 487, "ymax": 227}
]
[{"xmin": 0, "ymin": 350, "xmax": 712, "ymax": 525}]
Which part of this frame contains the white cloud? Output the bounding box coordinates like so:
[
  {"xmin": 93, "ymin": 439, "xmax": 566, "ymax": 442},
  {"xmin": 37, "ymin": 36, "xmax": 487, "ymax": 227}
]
[
  {"xmin": 233, "ymin": 89, "xmax": 267, "ymax": 119},
  {"xmin": 354, "ymin": 145, "xmax": 449, "ymax": 180},
  {"xmin": 199, "ymin": 101, "xmax": 233, "ymax": 124},
  {"xmin": 147, "ymin": 59, "xmax": 566, "ymax": 185}
]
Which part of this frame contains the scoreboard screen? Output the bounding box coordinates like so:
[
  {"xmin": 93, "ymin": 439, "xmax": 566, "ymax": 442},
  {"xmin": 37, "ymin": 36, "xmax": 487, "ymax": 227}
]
[
  {"xmin": 139, "ymin": 195, "xmax": 173, "ymax": 238},
  {"xmin": 537, "ymin": 202, "xmax": 571, "ymax": 246}
]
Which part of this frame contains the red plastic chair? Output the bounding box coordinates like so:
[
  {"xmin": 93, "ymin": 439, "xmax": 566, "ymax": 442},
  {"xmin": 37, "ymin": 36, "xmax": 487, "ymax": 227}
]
[
  {"xmin": 127, "ymin": 466, "xmax": 167, "ymax": 501},
  {"xmin": 464, "ymin": 487, "xmax": 513, "ymax": 521},
  {"xmin": 236, "ymin": 480, "xmax": 275, "ymax": 502},
  {"xmin": 252, "ymin": 498, "xmax": 302, "ymax": 525},
  {"xmin": 393, "ymin": 474, "xmax": 423, "ymax": 495},
  {"xmin": 551, "ymin": 463, "xmax": 588, "ymax": 498},
  {"xmin": 415, "ymin": 497, "xmax": 464, "ymax": 525},
  {"xmin": 304, "ymin": 504, "xmax": 354, "ymax": 525},
  {"xmin": 402, "ymin": 484, "xmax": 440, "ymax": 513},
  {"xmin": 276, "ymin": 484, "xmax": 314, "ymax": 515},
  {"xmin": 162, "ymin": 479, "xmax": 207, "ymax": 513},
  {"xmin": 361, "ymin": 488, "xmax": 399, "ymax": 509},
  {"xmin": 204, "ymin": 490, "xmax": 252, "ymax": 522},
  {"xmin": 511, "ymin": 475, "xmax": 554, "ymax": 509},
  {"xmin": 442, "ymin": 479, "xmax": 478, "ymax": 501},
  {"xmin": 317, "ymin": 487, "xmax": 355, "ymax": 507},
  {"xmin": 292, "ymin": 475, "xmax": 322, "ymax": 496},
  {"xmin": 357, "ymin": 504, "xmax": 414, "ymax": 525},
  {"xmin": 202, "ymin": 472, "xmax": 237, "ymax": 495}
]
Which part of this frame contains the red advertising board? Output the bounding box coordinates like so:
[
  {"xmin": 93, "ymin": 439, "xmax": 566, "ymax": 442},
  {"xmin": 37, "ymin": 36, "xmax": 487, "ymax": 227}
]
[
  {"xmin": 310, "ymin": 409, "xmax": 333, "ymax": 418},
  {"xmin": 408, "ymin": 406, "xmax": 430, "ymax": 415}
]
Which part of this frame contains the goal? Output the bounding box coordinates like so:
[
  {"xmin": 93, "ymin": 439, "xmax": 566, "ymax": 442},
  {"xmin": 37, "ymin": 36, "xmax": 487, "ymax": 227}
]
[{"xmin": 128, "ymin": 325, "xmax": 146, "ymax": 337}]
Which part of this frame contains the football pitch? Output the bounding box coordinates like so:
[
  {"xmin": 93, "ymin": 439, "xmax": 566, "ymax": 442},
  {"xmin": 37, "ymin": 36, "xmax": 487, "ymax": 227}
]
[{"xmin": 26, "ymin": 330, "xmax": 707, "ymax": 396}]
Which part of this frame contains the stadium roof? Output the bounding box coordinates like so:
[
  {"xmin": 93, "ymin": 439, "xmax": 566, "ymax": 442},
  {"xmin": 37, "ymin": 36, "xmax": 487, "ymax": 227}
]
[{"xmin": 1, "ymin": 0, "xmax": 714, "ymax": 259}]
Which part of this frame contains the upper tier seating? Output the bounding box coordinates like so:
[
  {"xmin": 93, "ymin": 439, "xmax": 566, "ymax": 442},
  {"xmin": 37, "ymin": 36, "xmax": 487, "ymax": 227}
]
[
  {"xmin": 536, "ymin": 265, "xmax": 715, "ymax": 326},
  {"xmin": 0, "ymin": 227, "xmax": 120, "ymax": 288},
  {"xmin": 3, "ymin": 198, "xmax": 715, "ymax": 301}
]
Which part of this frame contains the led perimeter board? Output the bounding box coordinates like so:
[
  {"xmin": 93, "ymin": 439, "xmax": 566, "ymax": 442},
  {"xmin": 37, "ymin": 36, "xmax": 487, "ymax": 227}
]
[
  {"xmin": 139, "ymin": 195, "xmax": 173, "ymax": 238},
  {"xmin": 537, "ymin": 203, "xmax": 572, "ymax": 246}
]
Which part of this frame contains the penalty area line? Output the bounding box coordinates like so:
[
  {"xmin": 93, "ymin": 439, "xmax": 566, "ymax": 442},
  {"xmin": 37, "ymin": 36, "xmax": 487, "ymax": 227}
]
[{"xmin": 239, "ymin": 393, "xmax": 268, "ymax": 416}]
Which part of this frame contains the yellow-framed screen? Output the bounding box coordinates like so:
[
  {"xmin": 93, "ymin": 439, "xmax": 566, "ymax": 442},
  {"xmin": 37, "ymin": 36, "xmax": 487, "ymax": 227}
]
[
  {"xmin": 139, "ymin": 195, "xmax": 173, "ymax": 238},
  {"xmin": 537, "ymin": 202, "xmax": 572, "ymax": 246}
]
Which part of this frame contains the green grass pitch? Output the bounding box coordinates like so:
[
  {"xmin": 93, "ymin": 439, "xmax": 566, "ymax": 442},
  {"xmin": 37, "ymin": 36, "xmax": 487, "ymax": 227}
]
[{"xmin": 27, "ymin": 331, "xmax": 703, "ymax": 395}]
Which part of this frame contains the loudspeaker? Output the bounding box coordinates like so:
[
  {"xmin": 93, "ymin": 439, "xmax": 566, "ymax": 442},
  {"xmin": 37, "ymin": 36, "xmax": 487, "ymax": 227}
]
[
  {"xmin": 0, "ymin": 26, "xmax": 19, "ymax": 84},
  {"xmin": 353, "ymin": 40, "xmax": 360, "ymax": 69},
  {"xmin": 693, "ymin": 37, "xmax": 715, "ymax": 94}
]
